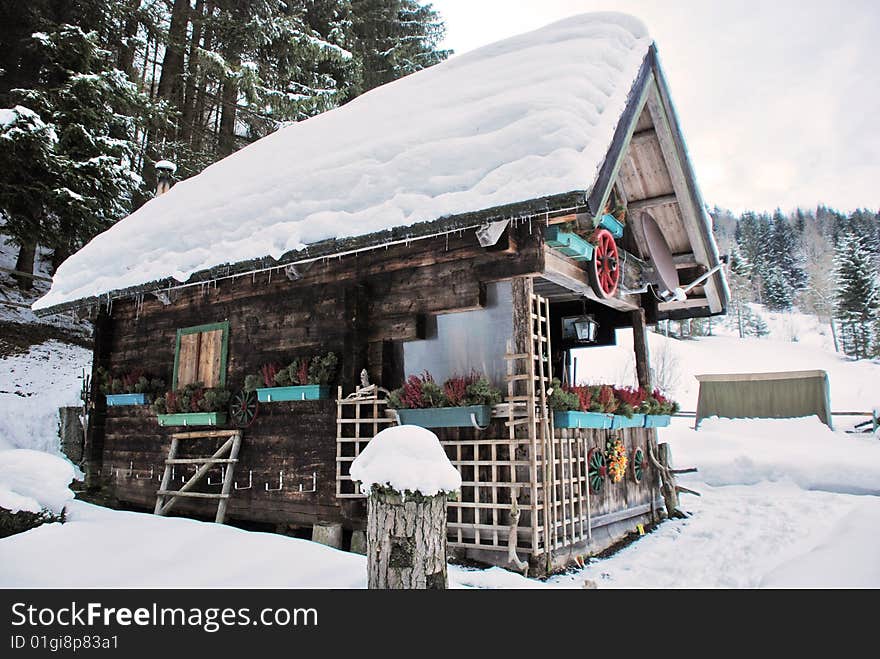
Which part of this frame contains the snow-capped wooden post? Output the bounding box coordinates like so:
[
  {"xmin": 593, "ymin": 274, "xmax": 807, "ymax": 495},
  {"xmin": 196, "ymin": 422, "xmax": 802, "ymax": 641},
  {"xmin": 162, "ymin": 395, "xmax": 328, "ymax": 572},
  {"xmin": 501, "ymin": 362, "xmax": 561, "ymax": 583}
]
[{"xmin": 350, "ymin": 425, "xmax": 461, "ymax": 589}]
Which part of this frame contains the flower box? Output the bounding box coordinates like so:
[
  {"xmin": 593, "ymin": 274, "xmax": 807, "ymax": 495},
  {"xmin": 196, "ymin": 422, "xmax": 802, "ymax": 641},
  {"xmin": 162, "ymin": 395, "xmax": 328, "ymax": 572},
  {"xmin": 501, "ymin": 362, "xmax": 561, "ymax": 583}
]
[
  {"xmin": 157, "ymin": 412, "xmax": 227, "ymax": 427},
  {"xmin": 255, "ymin": 385, "xmax": 331, "ymax": 403},
  {"xmin": 544, "ymin": 226, "xmax": 595, "ymax": 261},
  {"xmin": 611, "ymin": 413, "xmax": 645, "ymax": 429},
  {"xmin": 598, "ymin": 213, "xmax": 625, "ymax": 238},
  {"xmin": 395, "ymin": 405, "xmax": 492, "ymax": 429},
  {"xmin": 106, "ymin": 393, "xmax": 149, "ymax": 406},
  {"xmin": 643, "ymin": 414, "xmax": 672, "ymax": 428},
  {"xmin": 553, "ymin": 411, "xmax": 613, "ymax": 429}
]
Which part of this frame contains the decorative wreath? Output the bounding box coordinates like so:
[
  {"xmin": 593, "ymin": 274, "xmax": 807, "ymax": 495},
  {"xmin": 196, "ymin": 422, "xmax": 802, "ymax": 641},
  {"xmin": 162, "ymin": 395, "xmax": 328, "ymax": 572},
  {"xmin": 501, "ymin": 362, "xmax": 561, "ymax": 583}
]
[{"xmin": 605, "ymin": 437, "xmax": 628, "ymax": 484}]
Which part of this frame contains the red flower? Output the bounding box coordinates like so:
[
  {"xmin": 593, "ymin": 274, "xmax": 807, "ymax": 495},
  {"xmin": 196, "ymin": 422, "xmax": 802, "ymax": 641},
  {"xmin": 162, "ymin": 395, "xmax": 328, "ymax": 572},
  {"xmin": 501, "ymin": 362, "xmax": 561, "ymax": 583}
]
[{"xmin": 261, "ymin": 363, "xmax": 281, "ymax": 388}]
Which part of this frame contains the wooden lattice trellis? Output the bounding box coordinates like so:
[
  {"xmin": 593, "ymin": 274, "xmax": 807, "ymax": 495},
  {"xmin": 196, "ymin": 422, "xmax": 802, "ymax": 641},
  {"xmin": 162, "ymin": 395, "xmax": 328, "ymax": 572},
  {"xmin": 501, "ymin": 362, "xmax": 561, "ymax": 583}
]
[{"xmin": 335, "ymin": 385, "xmax": 394, "ymax": 498}]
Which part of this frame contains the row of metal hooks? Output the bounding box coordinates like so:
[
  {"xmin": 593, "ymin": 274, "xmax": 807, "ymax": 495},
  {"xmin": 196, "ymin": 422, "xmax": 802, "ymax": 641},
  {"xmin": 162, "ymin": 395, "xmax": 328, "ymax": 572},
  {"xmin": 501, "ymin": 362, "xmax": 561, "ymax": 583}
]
[{"xmin": 102, "ymin": 463, "xmax": 317, "ymax": 494}]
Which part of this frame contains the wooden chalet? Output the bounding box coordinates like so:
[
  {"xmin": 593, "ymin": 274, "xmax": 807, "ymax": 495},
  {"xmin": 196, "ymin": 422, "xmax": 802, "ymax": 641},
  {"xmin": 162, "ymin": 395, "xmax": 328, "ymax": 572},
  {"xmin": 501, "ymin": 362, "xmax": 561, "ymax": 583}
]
[{"xmin": 34, "ymin": 14, "xmax": 728, "ymax": 574}]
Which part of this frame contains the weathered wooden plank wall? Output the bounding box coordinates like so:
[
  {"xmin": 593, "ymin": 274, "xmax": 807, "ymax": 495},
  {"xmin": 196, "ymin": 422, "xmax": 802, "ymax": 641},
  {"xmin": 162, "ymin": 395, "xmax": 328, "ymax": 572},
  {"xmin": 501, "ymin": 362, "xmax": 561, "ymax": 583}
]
[{"xmin": 92, "ymin": 224, "xmax": 544, "ymax": 529}]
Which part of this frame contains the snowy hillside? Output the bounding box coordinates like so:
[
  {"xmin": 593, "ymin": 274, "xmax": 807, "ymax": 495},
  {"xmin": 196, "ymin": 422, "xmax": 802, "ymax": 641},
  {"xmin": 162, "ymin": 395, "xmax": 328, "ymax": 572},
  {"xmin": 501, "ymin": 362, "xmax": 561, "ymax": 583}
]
[{"xmin": 0, "ymin": 235, "xmax": 89, "ymax": 335}]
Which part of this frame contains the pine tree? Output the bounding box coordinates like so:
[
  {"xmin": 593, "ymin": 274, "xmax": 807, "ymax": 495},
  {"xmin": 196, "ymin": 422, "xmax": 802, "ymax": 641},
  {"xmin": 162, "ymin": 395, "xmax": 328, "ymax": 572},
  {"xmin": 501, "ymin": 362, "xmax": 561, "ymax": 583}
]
[
  {"xmin": 726, "ymin": 243, "xmax": 752, "ymax": 338},
  {"xmin": 0, "ymin": 105, "xmax": 59, "ymax": 289},
  {"xmin": 350, "ymin": 0, "xmax": 449, "ymax": 95},
  {"xmin": 833, "ymin": 232, "xmax": 880, "ymax": 359},
  {"xmin": 11, "ymin": 23, "xmax": 162, "ymax": 267},
  {"xmin": 751, "ymin": 313, "xmax": 770, "ymax": 338},
  {"xmin": 735, "ymin": 211, "xmax": 770, "ymax": 298},
  {"xmin": 763, "ymin": 265, "xmax": 794, "ymax": 311},
  {"xmin": 1, "ymin": 3, "xmax": 165, "ymax": 281},
  {"xmin": 767, "ymin": 209, "xmax": 806, "ymax": 291}
]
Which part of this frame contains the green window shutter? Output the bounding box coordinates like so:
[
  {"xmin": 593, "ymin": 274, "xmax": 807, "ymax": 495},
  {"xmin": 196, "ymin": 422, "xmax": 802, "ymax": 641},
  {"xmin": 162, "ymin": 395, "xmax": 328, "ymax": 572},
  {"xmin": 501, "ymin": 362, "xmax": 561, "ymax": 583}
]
[{"xmin": 172, "ymin": 321, "xmax": 230, "ymax": 390}]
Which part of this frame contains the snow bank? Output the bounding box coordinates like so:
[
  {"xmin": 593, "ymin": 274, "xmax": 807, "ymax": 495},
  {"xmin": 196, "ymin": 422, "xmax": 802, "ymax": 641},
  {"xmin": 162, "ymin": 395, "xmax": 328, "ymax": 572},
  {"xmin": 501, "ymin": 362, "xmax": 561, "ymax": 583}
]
[
  {"xmin": 0, "ymin": 449, "xmax": 75, "ymax": 514},
  {"xmin": 760, "ymin": 498, "xmax": 880, "ymax": 588},
  {"xmin": 35, "ymin": 12, "xmax": 651, "ymax": 311},
  {"xmin": 350, "ymin": 425, "xmax": 462, "ymax": 495},
  {"xmin": 0, "ymin": 500, "xmax": 541, "ymax": 588},
  {"xmin": 667, "ymin": 417, "xmax": 880, "ymax": 495}
]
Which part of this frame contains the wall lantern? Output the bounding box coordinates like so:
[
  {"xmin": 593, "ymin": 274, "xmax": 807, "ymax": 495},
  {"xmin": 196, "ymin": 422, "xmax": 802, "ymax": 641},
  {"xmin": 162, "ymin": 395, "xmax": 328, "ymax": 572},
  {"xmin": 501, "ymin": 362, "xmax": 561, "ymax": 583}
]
[{"xmin": 562, "ymin": 315, "xmax": 599, "ymax": 344}]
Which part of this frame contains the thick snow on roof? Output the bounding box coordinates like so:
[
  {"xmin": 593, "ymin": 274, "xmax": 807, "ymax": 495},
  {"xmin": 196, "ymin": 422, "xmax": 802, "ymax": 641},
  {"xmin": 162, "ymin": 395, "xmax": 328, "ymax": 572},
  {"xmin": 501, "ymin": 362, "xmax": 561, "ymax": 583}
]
[
  {"xmin": 350, "ymin": 425, "xmax": 462, "ymax": 495},
  {"xmin": 34, "ymin": 12, "xmax": 651, "ymax": 311}
]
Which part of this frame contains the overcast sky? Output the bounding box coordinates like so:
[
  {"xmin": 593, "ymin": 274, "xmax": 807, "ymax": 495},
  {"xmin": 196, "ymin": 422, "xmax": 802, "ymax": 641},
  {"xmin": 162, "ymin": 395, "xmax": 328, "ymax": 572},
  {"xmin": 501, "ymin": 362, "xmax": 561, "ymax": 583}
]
[{"xmin": 430, "ymin": 0, "xmax": 879, "ymax": 214}]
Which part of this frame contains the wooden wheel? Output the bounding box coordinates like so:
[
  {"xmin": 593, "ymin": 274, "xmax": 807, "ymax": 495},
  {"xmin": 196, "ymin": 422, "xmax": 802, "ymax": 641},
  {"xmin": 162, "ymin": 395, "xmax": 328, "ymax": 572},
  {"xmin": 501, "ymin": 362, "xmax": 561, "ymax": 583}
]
[
  {"xmin": 230, "ymin": 389, "xmax": 259, "ymax": 427},
  {"xmin": 589, "ymin": 228, "xmax": 620, "ymax": 298},
  {"xmin": 588, "ymin": 448, "xmax": 606, "ymax": 494},
  {"xmin": 632, "ymin": 447, "xmax": 644, "ymax": 483}
]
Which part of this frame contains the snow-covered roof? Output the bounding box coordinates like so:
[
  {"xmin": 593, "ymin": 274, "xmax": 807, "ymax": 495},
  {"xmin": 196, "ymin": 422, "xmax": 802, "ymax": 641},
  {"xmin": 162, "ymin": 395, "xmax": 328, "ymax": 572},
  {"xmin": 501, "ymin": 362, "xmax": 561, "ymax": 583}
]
[{"xmin": 34, "ymin": 12, "xmax": 652, "ymax": 312}]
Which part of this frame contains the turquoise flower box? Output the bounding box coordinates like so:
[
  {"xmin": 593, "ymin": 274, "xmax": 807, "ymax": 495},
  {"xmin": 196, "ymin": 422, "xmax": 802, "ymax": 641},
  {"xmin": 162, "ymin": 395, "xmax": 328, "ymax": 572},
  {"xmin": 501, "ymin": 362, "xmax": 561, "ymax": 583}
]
[
  {"xmin": 598, "ymin": 213, "xmax": 625, "ymax": 238},
  {"xmin": 157, "ymin": 412, "xmax": 227, "ymax": 427},
  {"xmin": 553, "ymin": 411, "xmax": 613, "ymax": 429},
  {"xmin": 256, "ymin": 385, "xmax": 331, "ymax": 403},
  {"xmin": 395, "ymin": 405, "xmax": 492, "ymax": 429},
  {"xmin": 611, "ymin": 413, "xmax": 645, "ymax": 429},
  {"xmin": 644, "ymin": 414, "xmax": 672, "ymax": 428},
  {"xmin": 106, "ymin": 393, "xmax": 149, "ymax": 406},
  {"xmin": 544, "ymin": 226, "xmax": 595, "ymax": 261}
]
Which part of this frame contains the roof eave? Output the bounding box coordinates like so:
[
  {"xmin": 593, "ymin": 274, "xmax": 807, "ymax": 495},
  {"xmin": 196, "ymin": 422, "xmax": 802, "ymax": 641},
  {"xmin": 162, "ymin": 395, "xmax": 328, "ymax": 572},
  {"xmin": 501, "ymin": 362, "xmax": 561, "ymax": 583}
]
[{"xmin": 33, "ymin": 190, "xmax": 589, "ymax": 317}]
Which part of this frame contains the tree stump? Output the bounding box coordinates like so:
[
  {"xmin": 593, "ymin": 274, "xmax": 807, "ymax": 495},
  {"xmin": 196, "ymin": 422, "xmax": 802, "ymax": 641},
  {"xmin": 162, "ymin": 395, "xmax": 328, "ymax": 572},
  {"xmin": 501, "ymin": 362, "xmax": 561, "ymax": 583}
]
[{"xmin": 366, "ymin": 488, "xmax": 448, "ymax": 589}]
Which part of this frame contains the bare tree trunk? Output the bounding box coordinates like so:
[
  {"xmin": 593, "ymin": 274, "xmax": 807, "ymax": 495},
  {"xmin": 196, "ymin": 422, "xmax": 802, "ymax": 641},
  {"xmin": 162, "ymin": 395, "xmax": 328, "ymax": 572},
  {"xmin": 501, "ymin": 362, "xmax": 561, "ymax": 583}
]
[
  {"xmin": 50, "ymin": 243, "xmax": 71, "ymax": 274},
  {"xmin": 180, "ymin": 0, "xmax": 204, "ymax": 145},
  {"xmin": 366, "ymin": 489, "xmax": 448, "ymax": 589},
  {"xmin": 116, "ymin": 0, "xmax": 141, "ymax": 81},
  {"xmin": 217, "ymin": 53, "xmax": 240, "ymax": 158},
  {"xmin": 156, "ymin": 0, "xmax": 190, "ymax": 106},
  {"xmin": 13, "ymin": 241, "xmax": 36, "ymax": 291}
]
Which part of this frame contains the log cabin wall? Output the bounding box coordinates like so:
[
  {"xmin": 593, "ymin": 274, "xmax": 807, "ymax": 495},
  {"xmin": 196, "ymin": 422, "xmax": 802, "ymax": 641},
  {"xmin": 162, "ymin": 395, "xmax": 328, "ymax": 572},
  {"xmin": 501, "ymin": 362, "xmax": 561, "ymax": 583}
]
[{"xmin": 90, "ymin": 222, "xmax": 545, "ymax": 530}]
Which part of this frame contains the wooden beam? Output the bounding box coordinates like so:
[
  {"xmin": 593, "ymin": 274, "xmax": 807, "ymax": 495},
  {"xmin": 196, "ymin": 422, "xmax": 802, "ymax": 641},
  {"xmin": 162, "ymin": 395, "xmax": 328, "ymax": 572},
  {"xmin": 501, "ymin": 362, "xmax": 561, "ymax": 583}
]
[
  {"xmin": 542, "ymin": 246, "xmax": 638, "ymax": 312},
  {"xmin": 630, "ymin": 308, "xmax": 652, "ymax": 390},
  {"xmin": 657, "ymin": 297, "xmax": 710, "ymax": 311},
  {"xmin": 627, "ymin": 193, "xmax": 678, "ymax": 213},
  {"xmin": 647, "ymin": 71, "xmax": 724, "ymax": 314},
  {"xmin": 629, "ymin": 127, "xmax": 657, "ymax": 147}
]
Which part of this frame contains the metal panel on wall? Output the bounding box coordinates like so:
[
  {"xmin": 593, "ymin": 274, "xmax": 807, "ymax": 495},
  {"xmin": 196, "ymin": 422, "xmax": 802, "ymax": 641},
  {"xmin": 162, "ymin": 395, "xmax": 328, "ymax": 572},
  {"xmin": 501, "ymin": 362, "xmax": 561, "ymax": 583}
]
[{"xmin": 403, "ymin": 281, "xmax": 512, "ymax": 387}]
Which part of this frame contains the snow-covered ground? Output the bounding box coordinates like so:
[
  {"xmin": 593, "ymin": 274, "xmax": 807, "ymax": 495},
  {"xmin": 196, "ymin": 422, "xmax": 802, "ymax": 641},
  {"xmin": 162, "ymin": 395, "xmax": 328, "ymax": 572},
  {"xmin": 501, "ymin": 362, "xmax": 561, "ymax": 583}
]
[{"xmin": 1, "ymin": 313, "xmax": 879, "ymax": 588}]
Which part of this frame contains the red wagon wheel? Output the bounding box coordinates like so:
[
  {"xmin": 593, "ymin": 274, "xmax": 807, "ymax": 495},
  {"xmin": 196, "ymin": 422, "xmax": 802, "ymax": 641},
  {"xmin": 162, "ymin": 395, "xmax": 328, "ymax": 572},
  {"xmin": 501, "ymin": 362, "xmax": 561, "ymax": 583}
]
[{"xmin": 589, "ymin": 228, "xmax": 620, "ymax": 299}]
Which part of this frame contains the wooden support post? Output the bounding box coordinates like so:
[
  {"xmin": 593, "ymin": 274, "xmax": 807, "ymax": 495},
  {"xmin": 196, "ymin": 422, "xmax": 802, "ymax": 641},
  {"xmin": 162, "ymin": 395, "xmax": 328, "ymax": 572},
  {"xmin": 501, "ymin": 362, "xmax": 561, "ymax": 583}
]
[
  {"xmin": 85, "ymin": 310, "xmax": 112, "ymax": 492},
  {"xmin": 366, "ymin": 489, "xmax": 448, "ymax": 589},
  {"xmin": 630, "ymin": 308, "xmax": 651, "ymax": 390},
  {"xmin": 215, "ymin": 432, "xmax": 242, "ymax": 523},
  {"xmin": 342, "ymin": 283, "xmax": 370, "ymax": 393}
]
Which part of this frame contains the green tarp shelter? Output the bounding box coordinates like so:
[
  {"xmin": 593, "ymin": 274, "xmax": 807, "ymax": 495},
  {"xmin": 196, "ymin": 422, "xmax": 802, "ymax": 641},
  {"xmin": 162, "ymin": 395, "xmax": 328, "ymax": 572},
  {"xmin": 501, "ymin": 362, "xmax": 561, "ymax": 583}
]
[{"xmin": 695, "ymin": 370, "xmax": 832, "ymax": 429}]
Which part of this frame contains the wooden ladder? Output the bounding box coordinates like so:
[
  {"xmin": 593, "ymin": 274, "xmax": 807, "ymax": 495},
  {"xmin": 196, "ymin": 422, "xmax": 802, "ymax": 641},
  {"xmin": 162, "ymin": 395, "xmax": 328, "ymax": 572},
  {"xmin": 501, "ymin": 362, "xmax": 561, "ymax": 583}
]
[{"xmin": 154, "ymin": 429, "xmax": 242, "ymax": 524}]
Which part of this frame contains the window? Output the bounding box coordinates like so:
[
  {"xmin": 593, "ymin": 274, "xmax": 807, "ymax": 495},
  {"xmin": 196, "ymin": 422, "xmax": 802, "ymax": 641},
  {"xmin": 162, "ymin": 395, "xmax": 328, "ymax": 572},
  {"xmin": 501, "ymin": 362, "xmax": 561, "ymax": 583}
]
[{"xmin": 173, "ymin": 321, "xmax": 230, "ymax": 390}]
